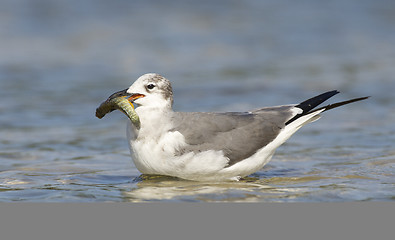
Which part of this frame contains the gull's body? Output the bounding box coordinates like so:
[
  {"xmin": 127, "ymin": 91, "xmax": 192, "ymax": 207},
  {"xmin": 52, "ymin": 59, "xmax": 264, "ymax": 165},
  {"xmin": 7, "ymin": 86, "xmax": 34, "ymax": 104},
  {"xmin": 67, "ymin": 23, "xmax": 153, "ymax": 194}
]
[{"xmin": 101, "ymin": 73, "xmax": 368, "ymax": 181}]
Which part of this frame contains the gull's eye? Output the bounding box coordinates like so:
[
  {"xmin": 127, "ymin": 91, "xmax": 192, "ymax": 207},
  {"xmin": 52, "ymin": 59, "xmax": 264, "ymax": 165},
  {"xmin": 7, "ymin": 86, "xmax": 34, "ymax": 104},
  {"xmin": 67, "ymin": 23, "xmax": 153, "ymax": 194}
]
[{"xmin": 146, "ymin": 84, "xmax": 156, "ymax": 90}]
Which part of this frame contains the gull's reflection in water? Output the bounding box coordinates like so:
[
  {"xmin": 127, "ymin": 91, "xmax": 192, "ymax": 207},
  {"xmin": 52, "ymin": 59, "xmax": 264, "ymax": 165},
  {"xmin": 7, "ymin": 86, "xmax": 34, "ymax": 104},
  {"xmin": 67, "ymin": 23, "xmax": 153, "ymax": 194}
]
[{"xmin": 123, "ymin": 174, "xmax": 293, "ymax": 202}]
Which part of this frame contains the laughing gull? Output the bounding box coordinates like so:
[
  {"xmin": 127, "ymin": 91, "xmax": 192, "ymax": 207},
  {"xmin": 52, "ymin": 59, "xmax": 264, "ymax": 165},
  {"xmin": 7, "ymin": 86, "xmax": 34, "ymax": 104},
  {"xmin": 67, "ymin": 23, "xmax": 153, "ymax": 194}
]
[{"xmin": 103, "ymin": 73, "xmax": 368, "ymax": 181}]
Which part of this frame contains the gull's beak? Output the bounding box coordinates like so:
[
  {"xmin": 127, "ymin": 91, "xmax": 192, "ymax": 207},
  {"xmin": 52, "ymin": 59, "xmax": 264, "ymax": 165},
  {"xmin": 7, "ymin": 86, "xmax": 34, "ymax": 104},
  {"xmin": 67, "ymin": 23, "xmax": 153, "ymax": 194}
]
[
  {"xmin": 106, "ymin": 89, "xmax": 145, "ymax": 103},
  {"xmin": 106, "ymin": 88, "xmax": 130, "ymax": 100}
]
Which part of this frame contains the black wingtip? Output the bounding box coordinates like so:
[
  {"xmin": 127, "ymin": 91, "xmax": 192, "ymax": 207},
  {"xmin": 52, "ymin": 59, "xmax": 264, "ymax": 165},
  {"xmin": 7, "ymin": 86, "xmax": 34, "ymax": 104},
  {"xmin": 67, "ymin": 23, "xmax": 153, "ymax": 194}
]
[
  {"xmin": 295, "ymin": 90, "xmax": 340, "ymax": 114},
  {"xmin": 285, "ymin": 91, "xmax": 368, "ymax": 126}
]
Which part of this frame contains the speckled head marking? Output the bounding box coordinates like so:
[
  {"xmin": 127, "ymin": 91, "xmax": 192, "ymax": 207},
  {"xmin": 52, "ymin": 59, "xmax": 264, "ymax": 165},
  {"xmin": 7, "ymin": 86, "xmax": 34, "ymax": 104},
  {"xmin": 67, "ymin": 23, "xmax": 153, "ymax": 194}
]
[{"xmin": 147, "ymin": 74, "xmax": 173, "ymax": 105}]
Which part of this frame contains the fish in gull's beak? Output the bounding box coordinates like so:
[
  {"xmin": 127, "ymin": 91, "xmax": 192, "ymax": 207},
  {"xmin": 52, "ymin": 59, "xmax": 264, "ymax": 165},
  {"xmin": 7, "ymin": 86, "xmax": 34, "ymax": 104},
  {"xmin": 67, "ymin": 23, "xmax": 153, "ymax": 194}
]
[{"xmin": 95, "ymin": 89, "xmax": 145, "ymax": 119}]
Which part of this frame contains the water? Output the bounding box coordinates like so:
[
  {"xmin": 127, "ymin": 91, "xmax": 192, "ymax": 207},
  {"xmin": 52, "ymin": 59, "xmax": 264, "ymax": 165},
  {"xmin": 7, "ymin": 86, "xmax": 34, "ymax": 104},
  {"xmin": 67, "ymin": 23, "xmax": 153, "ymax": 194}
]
[{"xmin": 0, "ymin": 0, "xmax": 394, "ymax": 202}]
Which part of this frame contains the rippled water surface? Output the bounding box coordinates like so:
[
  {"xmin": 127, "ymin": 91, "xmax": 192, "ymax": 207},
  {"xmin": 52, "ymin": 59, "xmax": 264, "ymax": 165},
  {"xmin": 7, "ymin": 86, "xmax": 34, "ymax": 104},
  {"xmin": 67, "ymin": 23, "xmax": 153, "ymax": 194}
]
[{"xmin": 1, "ymin": 0, "xmax": 394, "ymax": 202}]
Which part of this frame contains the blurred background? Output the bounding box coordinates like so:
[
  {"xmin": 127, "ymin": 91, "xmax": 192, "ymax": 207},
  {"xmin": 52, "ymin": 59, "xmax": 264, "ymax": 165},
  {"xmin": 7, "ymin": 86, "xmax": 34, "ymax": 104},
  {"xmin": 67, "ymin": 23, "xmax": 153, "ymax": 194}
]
[{"xmin": 0, "ymin": 0, "xmax": 394, "ymax": 202}]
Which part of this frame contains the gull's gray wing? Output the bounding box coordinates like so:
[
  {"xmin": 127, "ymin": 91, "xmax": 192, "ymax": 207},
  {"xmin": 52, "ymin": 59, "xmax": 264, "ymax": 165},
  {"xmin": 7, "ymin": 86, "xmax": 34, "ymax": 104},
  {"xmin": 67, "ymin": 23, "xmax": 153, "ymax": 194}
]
[
  {"xmin": 168, "ymin": 90, "xmax": 369, "ymax": 167},
  {"xmin": 170, "ymin": 106, "xmax": 296, "ymax": 166}
]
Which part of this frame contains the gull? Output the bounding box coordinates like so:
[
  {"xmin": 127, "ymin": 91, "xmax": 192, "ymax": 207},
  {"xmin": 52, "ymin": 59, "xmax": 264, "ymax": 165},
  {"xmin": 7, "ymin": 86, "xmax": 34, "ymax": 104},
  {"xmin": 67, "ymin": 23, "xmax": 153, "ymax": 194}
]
[{"xmin": 105, "ymin": 73, "xmax": 368, "ymax": 181}]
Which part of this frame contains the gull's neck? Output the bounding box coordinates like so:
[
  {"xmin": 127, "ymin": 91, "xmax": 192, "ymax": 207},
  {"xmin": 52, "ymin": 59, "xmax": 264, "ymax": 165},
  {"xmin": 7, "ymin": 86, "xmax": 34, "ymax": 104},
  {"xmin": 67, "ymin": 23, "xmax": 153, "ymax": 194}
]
[{"xmin": 134, "ymin": 105, "xmax": 174, "ymax": 138}]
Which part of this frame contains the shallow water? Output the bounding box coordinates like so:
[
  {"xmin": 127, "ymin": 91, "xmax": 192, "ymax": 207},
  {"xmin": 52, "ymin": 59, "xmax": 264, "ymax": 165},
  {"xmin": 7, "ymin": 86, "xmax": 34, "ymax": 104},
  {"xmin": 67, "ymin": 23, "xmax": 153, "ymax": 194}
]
[{"xmin": 0, "ymin": 0, "xmax": 394, "ymax": 202}]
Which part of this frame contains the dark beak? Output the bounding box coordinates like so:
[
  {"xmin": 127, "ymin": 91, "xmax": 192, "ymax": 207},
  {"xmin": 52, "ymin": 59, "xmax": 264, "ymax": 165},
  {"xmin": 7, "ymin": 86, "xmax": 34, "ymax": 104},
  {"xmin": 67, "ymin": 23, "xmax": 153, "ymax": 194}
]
[
  {"xmin": 107, "ymin": 88, "xmax": 131, "ymax": 100},
  {"xmin": 106, "ymin": 89, "xmax": 145, "ymax": 103}
]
